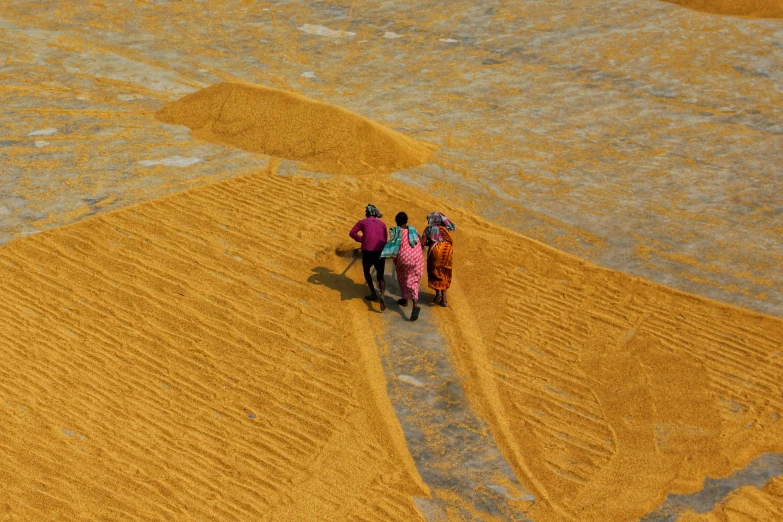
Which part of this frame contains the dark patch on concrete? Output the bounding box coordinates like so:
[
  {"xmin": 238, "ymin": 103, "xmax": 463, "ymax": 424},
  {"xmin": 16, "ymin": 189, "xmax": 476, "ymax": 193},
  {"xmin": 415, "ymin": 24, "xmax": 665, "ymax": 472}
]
[{"xmin": 733, "ymin": 65, "xmax": 771, "ymax": 78}]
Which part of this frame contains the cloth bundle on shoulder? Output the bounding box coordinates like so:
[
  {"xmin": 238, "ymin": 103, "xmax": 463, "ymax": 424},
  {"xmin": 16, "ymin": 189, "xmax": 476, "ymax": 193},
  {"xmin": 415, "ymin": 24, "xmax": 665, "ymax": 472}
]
[{"xmin": 381, "ymin": 226, "xmax": 420, "ymax": 258}]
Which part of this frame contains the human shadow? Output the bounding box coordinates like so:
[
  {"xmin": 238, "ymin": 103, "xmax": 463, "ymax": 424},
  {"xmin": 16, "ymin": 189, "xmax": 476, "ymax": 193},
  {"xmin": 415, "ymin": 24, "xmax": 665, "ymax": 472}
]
[
  {"xmin": 308, "ymin": 257, "xmax": 431, "ymax": 319},
  {"xmin": 307, "ymin": 259, "xmax": 376, "ymax": 312}
]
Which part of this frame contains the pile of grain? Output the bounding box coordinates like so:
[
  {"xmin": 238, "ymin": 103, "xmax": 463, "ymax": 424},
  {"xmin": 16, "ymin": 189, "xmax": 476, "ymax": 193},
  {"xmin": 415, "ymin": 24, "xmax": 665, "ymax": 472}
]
[{"xmin": 156, "ymin": 82, "xmax": 437, "ymax": 176}]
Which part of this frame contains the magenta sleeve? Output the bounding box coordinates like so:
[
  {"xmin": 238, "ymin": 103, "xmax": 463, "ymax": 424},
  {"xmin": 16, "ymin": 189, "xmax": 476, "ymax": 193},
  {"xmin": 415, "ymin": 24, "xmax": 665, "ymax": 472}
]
[{"xmin": 349, "ymin": 222, "xmax": 363, "ymax": 243}]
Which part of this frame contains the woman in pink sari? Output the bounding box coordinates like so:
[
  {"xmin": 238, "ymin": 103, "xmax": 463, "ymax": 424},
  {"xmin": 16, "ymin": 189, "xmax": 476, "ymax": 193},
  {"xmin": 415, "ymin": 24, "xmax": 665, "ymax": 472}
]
[{"xmin": 381, "ymin": 212, "xmax": 425, "ymax": 321}]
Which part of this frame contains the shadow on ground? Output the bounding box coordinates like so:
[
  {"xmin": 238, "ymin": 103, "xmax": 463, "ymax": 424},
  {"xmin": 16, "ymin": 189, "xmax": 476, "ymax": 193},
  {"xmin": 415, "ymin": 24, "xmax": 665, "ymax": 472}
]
[{"xmin": 307, "ymin": 258, "xmax": 376, "ymax": 312}]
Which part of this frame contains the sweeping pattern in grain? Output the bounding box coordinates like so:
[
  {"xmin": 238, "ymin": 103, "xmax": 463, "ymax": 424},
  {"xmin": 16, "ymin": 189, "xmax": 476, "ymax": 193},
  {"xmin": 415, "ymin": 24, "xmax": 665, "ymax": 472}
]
[
  {"xmin": 678, "ymin": 477, "xmax": 783, "ymax": 521},
  {"xmin": 434, "ymin": 230, "xmax": 783, "ymax": 520},
  {"xmin": 0, "ymin": 173, "xmax": 427, "ymax": 520},
  {"xmin": 1, "ymin": 161, "xmax": 782, "ymax": 520}
]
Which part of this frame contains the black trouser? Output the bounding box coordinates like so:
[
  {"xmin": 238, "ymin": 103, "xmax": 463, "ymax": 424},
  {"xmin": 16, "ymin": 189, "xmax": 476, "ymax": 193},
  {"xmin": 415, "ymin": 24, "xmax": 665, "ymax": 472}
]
[{"xmin": 362, "ymin": 250, "xmax": 386, "ymax": 290}]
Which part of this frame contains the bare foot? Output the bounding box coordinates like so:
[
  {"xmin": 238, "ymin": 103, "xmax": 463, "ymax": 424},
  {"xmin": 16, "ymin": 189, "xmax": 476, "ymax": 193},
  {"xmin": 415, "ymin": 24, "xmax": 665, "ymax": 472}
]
[
  {"xmin": 433, "ymin": 294, "xmax": 443, "ymax": 304},
  {"xmin": 379, "ymin": 298, "xmax": 386, "ymax": 312}
]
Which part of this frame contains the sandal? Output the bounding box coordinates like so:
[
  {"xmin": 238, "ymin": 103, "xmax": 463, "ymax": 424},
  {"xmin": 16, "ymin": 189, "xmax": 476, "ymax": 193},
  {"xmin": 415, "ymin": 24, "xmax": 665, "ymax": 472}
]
[{"xmin": 410, "ymin": 307, "xmax": 421, "ymax": 321}]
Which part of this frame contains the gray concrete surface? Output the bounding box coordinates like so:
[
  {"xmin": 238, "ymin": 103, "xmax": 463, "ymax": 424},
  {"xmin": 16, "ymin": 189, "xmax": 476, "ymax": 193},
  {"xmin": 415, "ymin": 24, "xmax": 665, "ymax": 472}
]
[{"xmin": 378, "ymin": 268, "xmax": 534, "ymax": 521}]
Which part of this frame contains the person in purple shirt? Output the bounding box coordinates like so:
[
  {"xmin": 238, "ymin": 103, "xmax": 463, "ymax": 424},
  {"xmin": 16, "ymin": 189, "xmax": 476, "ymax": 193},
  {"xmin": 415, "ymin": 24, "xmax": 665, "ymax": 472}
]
[{"xmin": 349, "ymin": 204, "xmax": 388, "ymax": 311}]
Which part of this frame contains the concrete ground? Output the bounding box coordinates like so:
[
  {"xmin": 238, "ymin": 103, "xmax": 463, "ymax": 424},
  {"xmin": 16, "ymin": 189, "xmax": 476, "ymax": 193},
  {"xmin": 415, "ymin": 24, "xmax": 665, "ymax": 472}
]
[{"xmin": 379, "ymin": 269, "xmax": 534, "ymax": 520}]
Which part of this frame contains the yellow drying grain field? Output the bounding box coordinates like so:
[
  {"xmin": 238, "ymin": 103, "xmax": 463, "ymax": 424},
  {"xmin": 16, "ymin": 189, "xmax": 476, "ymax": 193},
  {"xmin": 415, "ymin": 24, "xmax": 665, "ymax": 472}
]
[
  {"xmin": 1, "ymin": 165, "xmax": 781, "ymax": 520},
  {"xmin": 1, "ymin": 0, "xmax": 782, "ymax": 520}
]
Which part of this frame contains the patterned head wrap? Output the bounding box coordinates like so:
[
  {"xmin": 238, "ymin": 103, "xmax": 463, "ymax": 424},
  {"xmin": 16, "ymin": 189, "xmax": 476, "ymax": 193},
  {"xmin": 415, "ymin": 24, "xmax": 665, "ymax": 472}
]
[
  {"xmin": 425, "ymin": 212, "xmax": 455, "ymax": 243},
  {"xmin": 366, "ymin": 204, "xmax": 383, "ymax": 218}
]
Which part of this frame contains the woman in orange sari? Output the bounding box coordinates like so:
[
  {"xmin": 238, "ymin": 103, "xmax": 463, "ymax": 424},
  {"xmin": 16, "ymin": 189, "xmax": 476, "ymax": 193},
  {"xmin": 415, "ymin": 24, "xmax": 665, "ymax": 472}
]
[{"xmin": 423, "ymin": 212, "xmax": 455, "ymax": 307}]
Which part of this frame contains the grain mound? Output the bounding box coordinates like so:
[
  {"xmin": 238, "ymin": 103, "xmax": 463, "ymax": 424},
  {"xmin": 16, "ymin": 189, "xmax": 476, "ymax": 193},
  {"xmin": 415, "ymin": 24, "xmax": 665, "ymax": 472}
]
[
  {"xmin": 663, "ymin": 0, "xmax": 783, "ymax": 17},
  {"xmin": 156, "ymin": 82, "xmax": 437, "ymax": 176}
]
